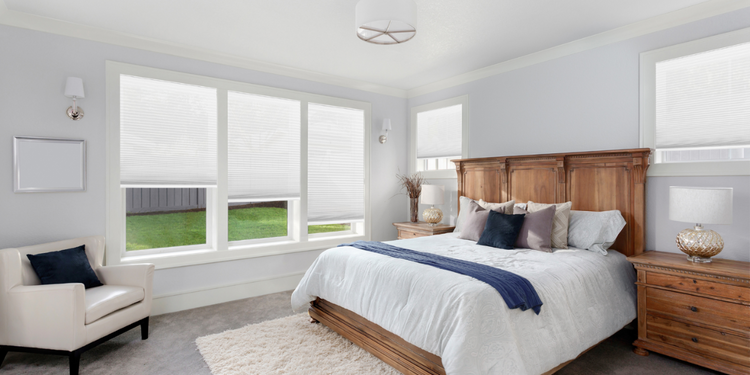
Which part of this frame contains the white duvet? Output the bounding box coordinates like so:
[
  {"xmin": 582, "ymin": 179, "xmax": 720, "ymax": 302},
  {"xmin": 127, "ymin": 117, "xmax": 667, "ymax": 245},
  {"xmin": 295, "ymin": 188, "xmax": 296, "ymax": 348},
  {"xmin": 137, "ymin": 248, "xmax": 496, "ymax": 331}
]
[{"xmin": 291, "ymin": 233, "xmax": 636, "ymax": 375}]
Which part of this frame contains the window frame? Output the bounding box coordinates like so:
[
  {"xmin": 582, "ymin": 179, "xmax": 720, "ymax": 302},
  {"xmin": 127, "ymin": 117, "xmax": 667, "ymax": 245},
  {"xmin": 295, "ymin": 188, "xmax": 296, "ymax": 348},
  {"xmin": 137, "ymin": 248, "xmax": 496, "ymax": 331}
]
[
  {"xmin": 410, "ymin": 95, "xmax": 469, "ymax": 178},
  {"xmin": 640, "ymin": 27, "xmax": 750, "ymax": 177},
  {"xmin": 106, "ymin": 61, "xmax": 371, "ymax": 269}
]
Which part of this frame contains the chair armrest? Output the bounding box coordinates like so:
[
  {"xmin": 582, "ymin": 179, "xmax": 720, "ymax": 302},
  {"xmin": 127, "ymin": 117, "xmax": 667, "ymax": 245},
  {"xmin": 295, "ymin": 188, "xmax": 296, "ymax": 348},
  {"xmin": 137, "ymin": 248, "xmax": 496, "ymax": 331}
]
[
  {"xmin": 0, "ymin": 248, "xmax": 23, "ymax": 292},
  {"xmin": 97, "ymin": 264, "xmax": 155, "ymax": 289},
  {"xmin": 4, "ymin": 284, "xmax": 86, "ymax": 350}
]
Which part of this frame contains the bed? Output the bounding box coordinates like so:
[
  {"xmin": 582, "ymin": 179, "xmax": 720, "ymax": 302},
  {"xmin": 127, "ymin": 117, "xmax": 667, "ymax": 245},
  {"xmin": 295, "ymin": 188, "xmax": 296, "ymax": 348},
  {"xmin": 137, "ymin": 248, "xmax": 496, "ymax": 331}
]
[{"xmin": 291, "ymin": 148, "xmax": 651, "ymax": 375}]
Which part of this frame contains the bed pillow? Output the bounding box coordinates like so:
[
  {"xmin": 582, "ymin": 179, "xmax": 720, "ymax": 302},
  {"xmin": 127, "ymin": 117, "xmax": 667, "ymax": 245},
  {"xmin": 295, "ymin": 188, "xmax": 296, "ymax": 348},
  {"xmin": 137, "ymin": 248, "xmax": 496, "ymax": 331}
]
[
  {"xmin": 26, "ymin": 245, "xmax": 103, "ymax": 289},
  {"xmin": 454, "ymin": 196, "xmax": 476, "ymax": 233},
  {"xmin": 477, "ymin": 211, "xmax": 526, "ymax": 249},
  {"xmin": 568, "ymin": 210, "xmax": 627, "ymax": 255},
  {"xmin": 477, "ymin": 199, "xmax": 515, "ymax": 214},
  {"xmin": 457, "ymin": 201, "xmax": 491, "ymax": 241},
  {"xmin": 527, "ymin": 201, "xmax": 572, "ymax": 249},
  {"xmin": 514, "ymin": 205, "xmax": 556, "ymax": 252}
]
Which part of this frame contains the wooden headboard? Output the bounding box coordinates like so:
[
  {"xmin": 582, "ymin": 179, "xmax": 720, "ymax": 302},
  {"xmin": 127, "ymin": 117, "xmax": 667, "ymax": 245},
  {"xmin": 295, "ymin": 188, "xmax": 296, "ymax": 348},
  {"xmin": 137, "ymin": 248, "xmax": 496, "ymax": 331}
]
[{"xmin": 453, "ymin": 148, "xmax": 651, "ymax": 257}]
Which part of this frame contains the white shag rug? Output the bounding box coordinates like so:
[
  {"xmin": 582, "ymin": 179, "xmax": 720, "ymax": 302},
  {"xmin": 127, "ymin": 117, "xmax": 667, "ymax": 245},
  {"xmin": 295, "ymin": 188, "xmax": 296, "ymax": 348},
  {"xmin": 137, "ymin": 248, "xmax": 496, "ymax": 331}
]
[{"xmin": 196, "ymin": 313, "xmax": 401, "ymax": 375}]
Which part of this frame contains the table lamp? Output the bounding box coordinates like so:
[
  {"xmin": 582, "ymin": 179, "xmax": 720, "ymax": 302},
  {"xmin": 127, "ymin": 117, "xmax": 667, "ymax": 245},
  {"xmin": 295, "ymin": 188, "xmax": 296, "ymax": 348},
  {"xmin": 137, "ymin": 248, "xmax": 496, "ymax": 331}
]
[
  {"xmin": 421, "ymin": 185, "xmax": 444, "ymax": 225},
  {"xmin": 669, "ymin": 186, "xmax": 733, "ymax": 263}
]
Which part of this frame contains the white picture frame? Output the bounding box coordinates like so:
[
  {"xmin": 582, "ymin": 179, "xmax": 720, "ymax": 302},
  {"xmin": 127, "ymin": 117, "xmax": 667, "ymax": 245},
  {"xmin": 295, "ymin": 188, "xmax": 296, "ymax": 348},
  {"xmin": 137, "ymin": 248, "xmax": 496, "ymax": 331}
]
[{"xmin": 13, "ymin": 136, "xmax": 87, "ymax": 193}]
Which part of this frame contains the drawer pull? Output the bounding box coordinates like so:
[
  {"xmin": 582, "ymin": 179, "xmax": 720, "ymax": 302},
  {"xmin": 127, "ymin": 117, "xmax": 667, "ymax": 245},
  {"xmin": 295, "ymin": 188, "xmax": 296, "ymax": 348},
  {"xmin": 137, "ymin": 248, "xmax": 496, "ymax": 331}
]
[
  {"xmin": 689, "ymin": 306, "xmax": 697, "ymax": 312},
  {"xmin": 691, "ymin": 337, "xmax": 698, "ymax": 343}
]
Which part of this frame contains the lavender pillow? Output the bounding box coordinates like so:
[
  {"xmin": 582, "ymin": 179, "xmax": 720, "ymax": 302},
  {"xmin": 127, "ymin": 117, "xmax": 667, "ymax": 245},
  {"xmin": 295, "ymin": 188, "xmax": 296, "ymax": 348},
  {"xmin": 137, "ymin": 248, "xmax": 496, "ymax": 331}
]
[
  {"xmin": 458, "ymin": 201, "xmax": 491, "ymax": 242},
  {"xmin": 514, "ymin": 205, "xmax": 556, "ymax": 252}
]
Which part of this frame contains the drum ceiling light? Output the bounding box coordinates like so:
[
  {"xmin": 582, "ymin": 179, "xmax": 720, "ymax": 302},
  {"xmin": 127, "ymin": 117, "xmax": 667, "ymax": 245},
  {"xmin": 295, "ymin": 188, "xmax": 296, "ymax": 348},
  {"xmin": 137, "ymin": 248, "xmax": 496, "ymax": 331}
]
[{"xmin": 356, "ymin": 0, "xmax": 417, "ymax": 45}]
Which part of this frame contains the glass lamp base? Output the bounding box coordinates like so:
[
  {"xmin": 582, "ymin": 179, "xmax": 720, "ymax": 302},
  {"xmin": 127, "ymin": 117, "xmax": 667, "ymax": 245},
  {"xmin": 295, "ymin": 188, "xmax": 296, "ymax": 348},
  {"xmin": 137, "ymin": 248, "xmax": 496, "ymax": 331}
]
[{"xmin": 686, "ymin": 255, "xmax": 713, "ymax": 263}]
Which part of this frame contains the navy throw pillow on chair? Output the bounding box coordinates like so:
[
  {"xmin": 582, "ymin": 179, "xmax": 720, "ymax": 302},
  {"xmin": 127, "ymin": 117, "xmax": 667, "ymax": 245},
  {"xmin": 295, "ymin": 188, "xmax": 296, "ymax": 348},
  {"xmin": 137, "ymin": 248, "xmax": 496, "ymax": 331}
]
[
  {"xmin": 27, "ymin": 245, "xmax": 103, "ymax": 289},
  {"xmin": 477, "ymin": 210, "xmax": 526, "ymax": 249}
]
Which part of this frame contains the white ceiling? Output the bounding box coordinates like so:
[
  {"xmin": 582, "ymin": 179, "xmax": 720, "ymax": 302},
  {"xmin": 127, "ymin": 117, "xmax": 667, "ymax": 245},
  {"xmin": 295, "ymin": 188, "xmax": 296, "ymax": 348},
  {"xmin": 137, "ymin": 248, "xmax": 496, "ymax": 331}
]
[{"xmin": 5, "ymin": 0, "xmax": 711, "ymax": 91}]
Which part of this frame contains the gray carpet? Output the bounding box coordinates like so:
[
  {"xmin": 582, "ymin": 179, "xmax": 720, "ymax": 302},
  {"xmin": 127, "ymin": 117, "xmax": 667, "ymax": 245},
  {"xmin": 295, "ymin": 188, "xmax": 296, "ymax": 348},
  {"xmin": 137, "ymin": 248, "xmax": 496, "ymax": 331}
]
[{"xmin": 0, "ymin": 290, "xmax": 720, "ymax": 375}]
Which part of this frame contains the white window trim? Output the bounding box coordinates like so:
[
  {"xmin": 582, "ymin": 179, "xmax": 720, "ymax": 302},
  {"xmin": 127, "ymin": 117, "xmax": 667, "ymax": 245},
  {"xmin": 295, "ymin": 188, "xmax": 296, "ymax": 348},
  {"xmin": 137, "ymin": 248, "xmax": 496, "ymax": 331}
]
[
  {"xmin": 106, "ymin": 61, "xmax": 371, "ymax": 269},
  {"xmin": 640, "ymin": 27, "xmax": 750, "ymax": 177},
  {"xmin": 410, "ymin": 95, "xmax": 469, "ymax": 178}
]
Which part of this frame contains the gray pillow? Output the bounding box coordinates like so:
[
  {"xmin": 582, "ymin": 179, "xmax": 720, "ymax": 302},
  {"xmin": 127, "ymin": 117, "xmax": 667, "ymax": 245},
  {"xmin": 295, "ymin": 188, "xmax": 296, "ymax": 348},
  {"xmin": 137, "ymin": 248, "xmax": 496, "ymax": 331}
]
[
  {"xmin": 514, "ymin": 205, "xmax": 556, "ymax": 252},
  {"xmin": 457, "ymin": 201, "xmax": 491, "ymax": 242},
  {"xmin": 567, "ymin": 210, "xmax": 627, "ymax": 255},
  {"xmin": 478, "ymin": 199, "xmax": 515, "ymax": 214},
  {"xmin": 527, "ymin": 201, "xmax": 572, "ymax": 249}
]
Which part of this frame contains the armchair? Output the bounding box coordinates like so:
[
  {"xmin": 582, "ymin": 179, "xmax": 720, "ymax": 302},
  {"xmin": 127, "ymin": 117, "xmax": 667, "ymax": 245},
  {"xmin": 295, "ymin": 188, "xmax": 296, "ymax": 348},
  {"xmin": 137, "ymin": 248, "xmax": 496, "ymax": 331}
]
[{"xmin": 0, "ymin": 236, "xmax": 154, "ymax": 375}]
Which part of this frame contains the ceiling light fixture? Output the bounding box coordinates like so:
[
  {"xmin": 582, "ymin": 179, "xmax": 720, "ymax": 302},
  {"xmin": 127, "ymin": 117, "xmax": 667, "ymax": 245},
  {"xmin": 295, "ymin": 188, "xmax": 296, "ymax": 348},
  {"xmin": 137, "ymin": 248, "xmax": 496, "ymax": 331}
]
[{"xmin": 356, "ymin": 0, "xmax": 417, "ymax": 45}]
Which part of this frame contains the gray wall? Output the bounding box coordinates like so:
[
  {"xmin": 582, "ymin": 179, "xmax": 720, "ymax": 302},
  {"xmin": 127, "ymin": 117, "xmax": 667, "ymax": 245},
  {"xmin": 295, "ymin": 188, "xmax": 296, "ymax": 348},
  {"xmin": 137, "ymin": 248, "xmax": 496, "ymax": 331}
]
[
  {"xmin": 0, "ymin": 24, "xmax": 408, "ymax": 296},
  {"xmin": 413, "ymin": 8, "xmax": 750, "ymax": 262}
]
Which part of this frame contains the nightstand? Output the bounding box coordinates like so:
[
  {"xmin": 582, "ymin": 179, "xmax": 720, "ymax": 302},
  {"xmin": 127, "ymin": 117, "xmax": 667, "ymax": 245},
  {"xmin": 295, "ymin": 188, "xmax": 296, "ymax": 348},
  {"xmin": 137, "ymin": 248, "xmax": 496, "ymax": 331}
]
[
  {"xmin": 392, "ymin": 222, "xmax": 454, "ymax": 240},
  {"xmin": 627, "ymin": 251, "xmax": 750, "ymax": 375}
]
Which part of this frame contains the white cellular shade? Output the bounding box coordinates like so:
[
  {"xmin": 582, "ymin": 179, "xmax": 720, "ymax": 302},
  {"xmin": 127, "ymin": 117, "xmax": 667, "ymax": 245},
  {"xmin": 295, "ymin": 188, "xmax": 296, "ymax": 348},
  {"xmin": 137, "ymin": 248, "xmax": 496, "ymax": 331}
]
[
  {"xmin": 228, "ymin": 92, "xmax": 300, "ymax": 202},
  {"xmin": 669, "ymin": 186, "xmax": 733, "ymax": 225},
  {"xmin": 308, "ymin": 103, "xmax": 365, "ymax": 225},
  {"xmin": 120, "ymin": 75, "xmax": 217, "ymax": 187},
  {"xmin": 417, "ymin": 104, "xmax": 462, "ymax": 158},
  {"xmin": 655, "ymin": 42, "xmax": 750, "ymax": 150}
]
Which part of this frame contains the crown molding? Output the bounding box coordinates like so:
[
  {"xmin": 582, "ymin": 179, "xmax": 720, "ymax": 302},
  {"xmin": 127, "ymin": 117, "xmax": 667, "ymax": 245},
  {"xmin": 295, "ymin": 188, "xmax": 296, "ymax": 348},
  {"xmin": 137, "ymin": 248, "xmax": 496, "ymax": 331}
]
[
  {"xmin": 0, "ymin": 7, "xmax": 408, "ymax": 98},
  {"xmin": 406, "ymin": 0, "xmax": 750, "ymax": 98}
]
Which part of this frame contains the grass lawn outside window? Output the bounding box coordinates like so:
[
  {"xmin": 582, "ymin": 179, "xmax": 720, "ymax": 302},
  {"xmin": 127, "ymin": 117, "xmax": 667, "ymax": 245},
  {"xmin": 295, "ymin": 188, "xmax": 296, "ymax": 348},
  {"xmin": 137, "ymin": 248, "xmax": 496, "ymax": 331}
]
[{"xmin": 126, "ymin": 207, "xmax": 350, "ymax": 251}]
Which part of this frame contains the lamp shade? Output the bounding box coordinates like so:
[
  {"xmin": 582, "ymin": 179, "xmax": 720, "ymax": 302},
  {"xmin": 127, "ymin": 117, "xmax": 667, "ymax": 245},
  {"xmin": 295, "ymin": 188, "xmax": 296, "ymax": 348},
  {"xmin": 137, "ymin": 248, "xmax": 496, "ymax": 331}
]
[
  {"xmin": 382, "ymin": 118, "xmax": 392, "ymax": 131},
  {"xmin": 421, "ymin": 185, "xmax": 444, "ymax": 205},
  {"xmin": 356, "ymin": 0, "xmax": 417, "ymax": 45},
  {"xmin": 64, "ymin": 77, "xmax": 85, "ymax": 98},
  {"xmin": 669, "ymin": 186, "xmax": 733, "ymax": 225}
]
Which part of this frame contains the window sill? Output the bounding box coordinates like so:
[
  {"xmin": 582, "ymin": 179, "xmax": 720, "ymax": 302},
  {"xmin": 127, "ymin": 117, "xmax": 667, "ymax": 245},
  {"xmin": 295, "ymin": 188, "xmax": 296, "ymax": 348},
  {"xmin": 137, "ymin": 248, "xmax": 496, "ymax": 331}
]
[
  {"xmin": 115, "ymin": 234, "xmax": 369, "ymax": 269},
  {"xmin": 417, "ymin": 169, "xmax": 458, "ymax": 179},
  {"xmin": 648, "ymin": 160, "xmax": 749, "ymax": 177}
]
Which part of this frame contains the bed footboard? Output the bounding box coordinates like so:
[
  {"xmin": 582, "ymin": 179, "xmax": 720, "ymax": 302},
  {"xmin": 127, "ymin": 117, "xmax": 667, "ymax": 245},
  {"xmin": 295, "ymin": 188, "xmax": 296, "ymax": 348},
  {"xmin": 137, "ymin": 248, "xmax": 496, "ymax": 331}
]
[{"xmin": 309, "ymin": 298, "xmax": 446, "ymax": 375}]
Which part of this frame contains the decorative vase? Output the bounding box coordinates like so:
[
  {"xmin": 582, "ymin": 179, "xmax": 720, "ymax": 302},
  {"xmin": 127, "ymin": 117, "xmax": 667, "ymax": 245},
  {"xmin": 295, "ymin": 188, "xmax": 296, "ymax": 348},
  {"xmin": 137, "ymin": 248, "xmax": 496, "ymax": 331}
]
[{"xmin": 409, "ymin": 197, "xmax": 419, "ymax": 223}]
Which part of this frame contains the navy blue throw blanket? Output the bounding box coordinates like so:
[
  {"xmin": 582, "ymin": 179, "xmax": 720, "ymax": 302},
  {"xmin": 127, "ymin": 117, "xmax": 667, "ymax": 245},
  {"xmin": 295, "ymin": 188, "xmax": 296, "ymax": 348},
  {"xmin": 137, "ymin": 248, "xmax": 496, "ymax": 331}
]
[{"xmin": 338, "ymin": 241, "xmax": 543, "ymax": 314}]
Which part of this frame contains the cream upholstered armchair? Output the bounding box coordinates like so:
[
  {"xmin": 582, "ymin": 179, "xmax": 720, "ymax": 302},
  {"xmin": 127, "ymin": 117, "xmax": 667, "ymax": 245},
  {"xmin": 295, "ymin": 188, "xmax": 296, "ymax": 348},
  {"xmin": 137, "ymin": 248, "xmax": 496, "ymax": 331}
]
[{"xmin": 0, "ymin": 236, "xmax": 154, "ymax": 375}]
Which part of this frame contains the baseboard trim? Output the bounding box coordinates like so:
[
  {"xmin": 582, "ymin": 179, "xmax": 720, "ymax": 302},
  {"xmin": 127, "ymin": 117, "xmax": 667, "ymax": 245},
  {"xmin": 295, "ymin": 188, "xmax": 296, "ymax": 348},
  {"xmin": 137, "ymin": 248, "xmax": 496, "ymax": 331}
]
[{"xmin": 150, "ymin": 272, "xmax": 305, "ymax": 316}]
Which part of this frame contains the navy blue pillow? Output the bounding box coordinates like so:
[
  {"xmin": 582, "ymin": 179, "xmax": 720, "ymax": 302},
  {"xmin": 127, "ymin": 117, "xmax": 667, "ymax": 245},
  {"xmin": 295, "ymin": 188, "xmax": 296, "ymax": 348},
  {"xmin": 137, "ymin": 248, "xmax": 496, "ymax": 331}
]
[
  {"xmin": 477, "ymin": 210, "xmax": 526, "ymax": 249},
  {"xmin": 27, "ymin": 245, "xmax": 103, "ymax": 289}
]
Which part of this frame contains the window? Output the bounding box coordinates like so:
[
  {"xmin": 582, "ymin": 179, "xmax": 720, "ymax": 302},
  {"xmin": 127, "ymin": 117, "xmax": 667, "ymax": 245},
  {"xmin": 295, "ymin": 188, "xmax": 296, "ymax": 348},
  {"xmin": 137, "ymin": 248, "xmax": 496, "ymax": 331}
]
[
  {"xmin": 106, "ymin": 62, "xmax": 370, "ymax": 268},
  {"xmin": 228, "ymin": 92, "xmax": 300, "ymax": 244},
  {"xmin": 308, "ymin": 103, "xmax": 365, "ymax": 235},
  {"xmin": 410, "ymin": 95, "xmax": 468, "ymax": 178},
  {"xmin": 641, "ymin": 27, "xmax": 750, "ymax": 176}
]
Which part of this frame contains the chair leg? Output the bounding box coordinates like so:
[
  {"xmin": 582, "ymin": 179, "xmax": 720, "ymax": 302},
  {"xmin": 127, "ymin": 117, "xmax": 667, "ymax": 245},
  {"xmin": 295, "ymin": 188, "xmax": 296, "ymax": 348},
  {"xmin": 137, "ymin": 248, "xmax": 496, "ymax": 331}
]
[
  {"xmin": 0, "ymin": 347, "xmax": 8, "ymax": 367},
  {"xmin": 140, "ymin": 317, "xmax": 149, "ymax": 340},
  {"xmin": 69, "ymin": 351, "xmax": 81, "ymax": 375}
]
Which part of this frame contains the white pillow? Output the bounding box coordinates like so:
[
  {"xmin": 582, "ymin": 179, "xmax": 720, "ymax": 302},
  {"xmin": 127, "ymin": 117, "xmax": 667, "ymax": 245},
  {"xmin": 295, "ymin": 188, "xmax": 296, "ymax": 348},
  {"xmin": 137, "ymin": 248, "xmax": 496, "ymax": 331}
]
[
  {"xmin": 453, "ymin": 196, "xmax": 475, "ymax": 233},
  {"xmin": 567, "ymin": 210, "xmax": 627, "ymax": 255}
]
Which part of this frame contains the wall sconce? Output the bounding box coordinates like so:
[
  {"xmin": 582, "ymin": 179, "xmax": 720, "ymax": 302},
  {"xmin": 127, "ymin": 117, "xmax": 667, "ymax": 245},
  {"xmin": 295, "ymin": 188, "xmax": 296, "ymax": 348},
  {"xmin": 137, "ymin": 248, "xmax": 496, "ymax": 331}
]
[
  {"xmin": 379, "ymin": 119, "xmax": 392, "ymax": 144},
  {"xmin": 65, "ymin": 77, "xmax": 85, "ymax": 121}
]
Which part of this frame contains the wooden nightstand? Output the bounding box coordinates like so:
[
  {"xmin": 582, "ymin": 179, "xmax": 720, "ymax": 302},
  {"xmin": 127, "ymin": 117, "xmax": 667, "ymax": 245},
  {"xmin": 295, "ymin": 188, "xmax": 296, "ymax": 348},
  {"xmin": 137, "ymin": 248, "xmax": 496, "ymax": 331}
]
[
  {"xmin": 627, "ymin": 251, "xmax": 750, "ymax": 375},
  {"xmin": 392, "ymin": 222, "xmax": 455, "ymax": 240}
]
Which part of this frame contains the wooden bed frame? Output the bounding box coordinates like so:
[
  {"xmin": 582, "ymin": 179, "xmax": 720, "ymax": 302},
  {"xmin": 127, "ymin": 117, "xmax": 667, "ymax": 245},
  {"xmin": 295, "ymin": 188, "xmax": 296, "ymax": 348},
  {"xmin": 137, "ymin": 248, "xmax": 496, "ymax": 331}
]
[{"xmin": 309, "ymin": 148, "xmax": 652, "ymax": 375}]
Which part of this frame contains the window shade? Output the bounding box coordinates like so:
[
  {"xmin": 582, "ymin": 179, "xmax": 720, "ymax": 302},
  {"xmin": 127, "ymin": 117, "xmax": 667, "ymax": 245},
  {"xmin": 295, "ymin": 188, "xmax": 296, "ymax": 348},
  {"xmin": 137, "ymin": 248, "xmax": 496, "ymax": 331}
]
[
  {"xmin": 120, "ymin": 75, "xmax": 217, "ymax": 187},
  {"xmin": 228, "ymin": 92, "xmax": 300, "ymax": 202},
  {"xmin": 655, "ymin": 42, "xmax": 750, "ymax": 150},
  {"xmin": 308, "ymin": 103, "xmax": 365, "ymax": 225},
  {"xmin": 417, "ymin": 104, "xmax": 462, "ymax": 158}
]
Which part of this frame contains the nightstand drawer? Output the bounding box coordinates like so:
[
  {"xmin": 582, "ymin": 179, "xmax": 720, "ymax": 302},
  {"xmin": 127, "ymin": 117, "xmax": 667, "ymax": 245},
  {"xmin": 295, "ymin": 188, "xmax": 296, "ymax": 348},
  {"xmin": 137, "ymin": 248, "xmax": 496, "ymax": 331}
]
[
  {"xmin": 398, "ymin": 230, "xmax": 424, "ymax": 240},
  {"xmin": 647, "ymin": 272, "xmax": 750, "ymax": 303},
  {"xmin": 647, "ymin": 315, "xmax": 750, "ymax": 366},
  {"xmin": 646, "ymin": 288, "xmax": 750, "ymax": 333}
]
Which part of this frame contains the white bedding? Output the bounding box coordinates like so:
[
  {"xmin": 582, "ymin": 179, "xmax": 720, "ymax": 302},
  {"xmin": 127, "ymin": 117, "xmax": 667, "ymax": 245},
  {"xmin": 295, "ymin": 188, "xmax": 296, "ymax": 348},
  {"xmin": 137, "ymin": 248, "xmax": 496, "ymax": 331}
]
[{"xmin": 291, "ymin": 233, "xmax": 637, "ymax": 375}]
